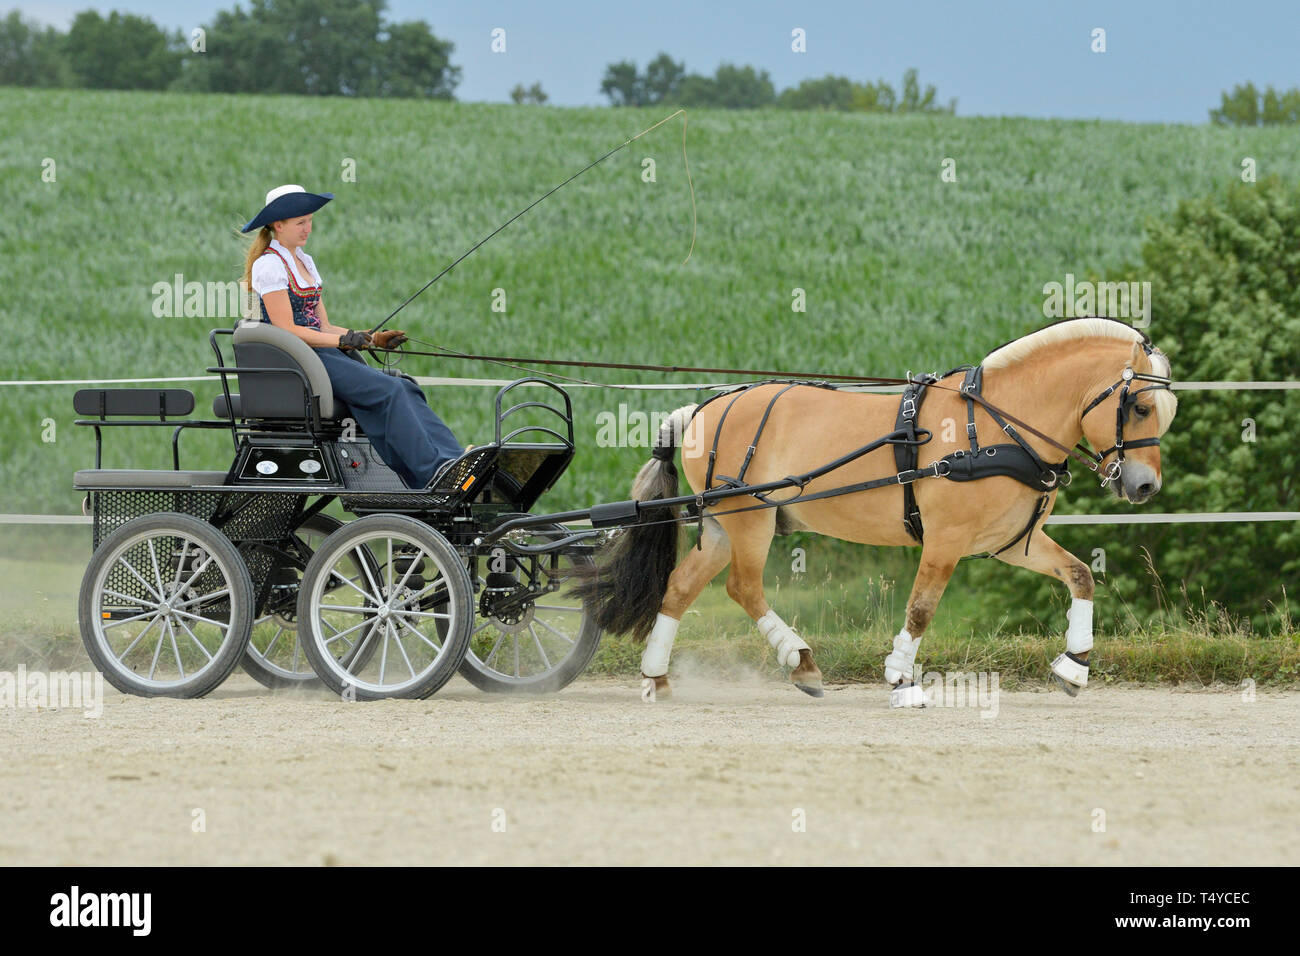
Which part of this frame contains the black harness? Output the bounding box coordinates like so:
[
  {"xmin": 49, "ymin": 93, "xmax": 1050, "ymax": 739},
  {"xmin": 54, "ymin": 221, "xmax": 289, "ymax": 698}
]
[
  {"xmin": 894, "ymin": 366, "xmax": 1070, "ymax": 555},
  {"xmin": 678, "ymin": 352, "xmax": 1171, "ymax": 557}
]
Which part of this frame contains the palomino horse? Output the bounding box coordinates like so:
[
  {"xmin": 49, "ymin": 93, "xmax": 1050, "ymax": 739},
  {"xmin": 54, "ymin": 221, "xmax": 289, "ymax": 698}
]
[{"xmin": 569, "ymin": 318, "xmax": 1177, "ymax": 704}]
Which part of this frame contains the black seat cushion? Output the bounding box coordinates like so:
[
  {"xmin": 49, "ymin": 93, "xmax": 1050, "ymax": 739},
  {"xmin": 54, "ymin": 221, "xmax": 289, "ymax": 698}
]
[{"xmin": 212, "ymin": 393, "xmax": 242, "ymax": 418}]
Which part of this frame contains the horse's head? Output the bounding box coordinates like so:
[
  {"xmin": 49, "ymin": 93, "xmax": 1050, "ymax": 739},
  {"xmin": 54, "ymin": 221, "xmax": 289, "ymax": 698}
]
[{"xmin": 1078, "ymin": 338, "xmax": 1177, "ymax": 504}]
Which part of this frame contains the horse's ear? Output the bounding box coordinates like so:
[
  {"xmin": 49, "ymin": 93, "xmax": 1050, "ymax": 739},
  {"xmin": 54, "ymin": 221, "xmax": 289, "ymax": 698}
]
[{"xmin": 1128, "ymin": 340, "xmax": 1143, "ymax": 366}]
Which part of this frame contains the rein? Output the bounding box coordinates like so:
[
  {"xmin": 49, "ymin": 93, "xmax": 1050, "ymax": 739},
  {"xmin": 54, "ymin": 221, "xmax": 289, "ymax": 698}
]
[{"xmin": 369, "ymin": 341, "xmax": 1169, "ymax": 483}]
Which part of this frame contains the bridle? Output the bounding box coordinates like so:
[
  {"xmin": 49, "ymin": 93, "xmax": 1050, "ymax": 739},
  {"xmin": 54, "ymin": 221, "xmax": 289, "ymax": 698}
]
[{"xmin": 1077, "ymin": 352, "xmax": 1174, "ymax": 488}]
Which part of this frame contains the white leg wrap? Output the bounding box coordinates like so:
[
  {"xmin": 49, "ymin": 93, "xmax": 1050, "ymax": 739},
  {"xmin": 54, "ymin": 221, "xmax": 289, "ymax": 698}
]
[
  {"xmin": 889, "ymin": 683, "xmax": 926, "ymax": 708},
  {"xmin": 640, "ymin": 613, "xmax": 679, "ymax": 678},
  {"xmin": 756, "ymin": 610, "xmax": 809, "ymax": 669},
  {"xmin": 1066, "ymin": 598, "xmax": 1094, "ymax": 655},
  {"xmin": 884, "ymin": 628, "xmax": 920, "ymax": 685}
]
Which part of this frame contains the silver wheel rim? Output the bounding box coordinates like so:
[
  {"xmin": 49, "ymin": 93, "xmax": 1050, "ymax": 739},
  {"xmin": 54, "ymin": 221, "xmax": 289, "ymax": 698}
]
[
  {"xmin": 464, "ymin": 543, "xmax": 589, "ymax": 684},
  {"xmin": 247, "ymin": 524, "xmax": 369, "ymax": 682},
  {"xmin": 89, "ymin": 527, "xmax": 242, "ymax": 691},
  {"xmin": 306, "ymin": 530, "xmax": 463, "ymax": 695}
]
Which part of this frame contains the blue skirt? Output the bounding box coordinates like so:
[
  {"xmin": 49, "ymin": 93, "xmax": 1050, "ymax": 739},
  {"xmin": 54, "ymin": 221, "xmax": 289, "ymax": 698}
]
[{"xmin": 315, "ymin": 348, "xmax": 463, "ymax": 488}]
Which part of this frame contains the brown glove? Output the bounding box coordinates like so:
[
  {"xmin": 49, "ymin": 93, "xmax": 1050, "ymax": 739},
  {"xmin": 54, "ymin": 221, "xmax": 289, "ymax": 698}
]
[
  {"xmin": 338, "ymin": 329, "xmax": 372, "ymax": 350},
  {"xmin": 371, "ymin": 329, "xmax": 407, "ymax": 349}
]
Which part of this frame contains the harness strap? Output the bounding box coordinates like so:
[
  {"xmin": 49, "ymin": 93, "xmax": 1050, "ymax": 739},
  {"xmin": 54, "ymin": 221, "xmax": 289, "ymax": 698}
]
[
  {"xmin": 733, "ymin": 382, "xmax": 801, "ymax": 485},
  {"xmin": 989, "ymin": 493, "xmax": 1051, "ymax": 559},
  {"xmin": 961, "ymin": 366, "xmax": 981, "ymax": 454},
  {"xmin": 703, "ymin": 384, "xmax": 756, "ymax": 493},
  {"xmin": 893, "ymin": 374, "xmax": 938, "ymax": 542}
]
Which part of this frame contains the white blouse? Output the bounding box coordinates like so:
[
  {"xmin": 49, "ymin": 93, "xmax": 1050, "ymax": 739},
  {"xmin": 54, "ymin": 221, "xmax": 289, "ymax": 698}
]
[{"xmin": 250, "ymin": 239, "xmax": 323, "ymax": 296}]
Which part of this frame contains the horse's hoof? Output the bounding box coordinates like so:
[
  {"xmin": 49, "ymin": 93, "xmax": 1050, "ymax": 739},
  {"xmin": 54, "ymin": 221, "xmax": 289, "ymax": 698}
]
[
  {"xmin": 641, "ymin": 674, "xmax": 671, "ymax": 700},
  {"xmin": 791, "ymin": 649, "xmax": 824, "ymax": 698},
  {"xmin": 889, "ymin": 681, "xmax": 926, "ymax": 709},
  {"xmin": 1049, "ymin": 652, "xmax": 1088, "ymax": 697},
  {"xmin": 1050, "ymin": 672, "xmax": 1081, "ymax": 697}
]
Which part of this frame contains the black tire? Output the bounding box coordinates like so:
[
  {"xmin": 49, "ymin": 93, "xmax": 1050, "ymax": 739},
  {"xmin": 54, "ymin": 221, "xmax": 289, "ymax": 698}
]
[
  {"xmin": 240, "ymin": 513, "xmax": 381, "ymax": 690},
  {"xmin": 296, "ymin": 514, "xmax": 473, "ymax": 700},
  {"xmin": 456, "ymin": 518, "xmax": 603, "ymax": 694},
  {"xmin": 79, "ymin": 511, "xmax": 254, "ymax": 698}
]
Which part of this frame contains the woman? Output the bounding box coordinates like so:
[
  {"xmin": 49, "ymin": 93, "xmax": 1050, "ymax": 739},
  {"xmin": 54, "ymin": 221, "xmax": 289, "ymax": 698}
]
[{"xmin": 240, "ymin": 185, "xmax": 466, "ymax": 488}]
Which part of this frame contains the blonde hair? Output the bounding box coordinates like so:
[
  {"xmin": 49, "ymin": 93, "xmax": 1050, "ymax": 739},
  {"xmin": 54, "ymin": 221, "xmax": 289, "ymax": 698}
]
[
  {"xmin": 240, "ymin": 224, "xmax": 275, "ymax": 292},
  {"xmin": 237, "ymin": 225, "xmax": 275, "ymax": 322}
]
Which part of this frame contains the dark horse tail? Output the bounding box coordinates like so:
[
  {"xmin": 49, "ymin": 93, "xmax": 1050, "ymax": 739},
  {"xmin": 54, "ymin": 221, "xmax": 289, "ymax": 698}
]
[{"xmin": 565, "ymin": 404, "xmax": 697, "ymax": 642}]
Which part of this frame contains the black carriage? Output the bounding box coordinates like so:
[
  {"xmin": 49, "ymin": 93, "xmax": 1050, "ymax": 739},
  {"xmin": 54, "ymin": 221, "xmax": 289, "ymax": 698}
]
[{"xmin": 73, "ymin": 323, "xmax": 600, "ymax": 700}]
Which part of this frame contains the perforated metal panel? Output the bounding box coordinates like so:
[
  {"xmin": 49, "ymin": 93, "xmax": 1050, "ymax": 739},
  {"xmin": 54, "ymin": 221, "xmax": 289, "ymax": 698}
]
[
  {"xmin": 341, "ymin": 445, "xmax": 499, "ymax": 513},
  {"xmin": 90, "ymin": 489, "xmax": 303, "ymax": 610}
]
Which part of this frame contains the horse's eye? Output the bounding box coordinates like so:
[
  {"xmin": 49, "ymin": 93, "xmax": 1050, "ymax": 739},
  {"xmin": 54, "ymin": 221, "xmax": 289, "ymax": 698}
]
[{"xmin": 1134, "ymin": 404, "xmax": 1151, "ymax": 418}]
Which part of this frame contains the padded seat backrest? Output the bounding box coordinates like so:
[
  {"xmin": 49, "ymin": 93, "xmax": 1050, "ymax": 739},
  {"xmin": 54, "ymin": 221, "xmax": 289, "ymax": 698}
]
[{"xmin": 231, "ymin": 321, "xmax": 335, "ymax": 419}]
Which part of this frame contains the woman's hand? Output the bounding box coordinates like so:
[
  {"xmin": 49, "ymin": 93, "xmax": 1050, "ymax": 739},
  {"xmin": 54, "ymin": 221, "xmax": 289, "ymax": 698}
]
[
  {"xmin": 338, "ymin": 329, "xmax": 372, "ymax": 350},
  {"xmin": 371, "ymin": 329, "xmax": 407, "ymax": 349}
]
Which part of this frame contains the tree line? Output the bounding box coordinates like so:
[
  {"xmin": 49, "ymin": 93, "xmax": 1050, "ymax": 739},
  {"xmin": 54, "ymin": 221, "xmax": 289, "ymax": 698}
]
[
  {"xmin": 601, "ymin": 53, "xmax": 955, "ymax": 113},
  {"xmin": 0, "ymin": 2, "xmax": 956, "ymax": 113},
  {"xmin": 1210, "ymin": 82, "xmax": 1300, "ymax": 126},
  {"xmin": 0, "ymin": 1, "xmax": 459, "ymax": 97}
]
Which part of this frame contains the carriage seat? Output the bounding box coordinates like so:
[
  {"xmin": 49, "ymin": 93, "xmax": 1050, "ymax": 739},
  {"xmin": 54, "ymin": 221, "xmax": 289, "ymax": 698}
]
[
  {"xmin": 213, "ymin": 321, "xmax": 343, "ymax": 423},
  {"xmin": 74, "ymin": 469, "xmax": 229, "ymax": 489}
]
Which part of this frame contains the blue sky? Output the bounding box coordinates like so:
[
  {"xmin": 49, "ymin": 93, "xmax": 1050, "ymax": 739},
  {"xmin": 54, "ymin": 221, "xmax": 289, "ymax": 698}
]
[{"xmin": 14, "ymin": 0, "xmax": 1300, "ymax": 122}]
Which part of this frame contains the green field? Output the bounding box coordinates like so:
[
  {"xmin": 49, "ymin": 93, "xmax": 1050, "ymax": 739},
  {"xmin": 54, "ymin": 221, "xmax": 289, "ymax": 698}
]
[{"xmin": 2, "ymin": 88, "xmax": 1297, "ymax": 675}]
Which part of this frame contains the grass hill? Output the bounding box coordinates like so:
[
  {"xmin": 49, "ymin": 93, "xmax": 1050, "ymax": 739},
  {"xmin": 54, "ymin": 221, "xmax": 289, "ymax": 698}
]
[{"xmin": 4, "ymin": 88, "xmax": 1296, "ymax": 515}]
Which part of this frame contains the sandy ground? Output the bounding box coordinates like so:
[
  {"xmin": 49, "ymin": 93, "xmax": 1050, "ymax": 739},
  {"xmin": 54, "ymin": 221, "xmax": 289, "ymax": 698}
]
[{"xmin": 2, "ymin": 671, "xmax": 1297, "ymax": 866}]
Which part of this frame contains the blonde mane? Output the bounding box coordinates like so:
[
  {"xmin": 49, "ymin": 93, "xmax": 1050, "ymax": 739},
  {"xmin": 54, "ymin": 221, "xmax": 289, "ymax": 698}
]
[{"xmin": 984, "ymin": 318, "xmax": 1178, "ymax": 433}]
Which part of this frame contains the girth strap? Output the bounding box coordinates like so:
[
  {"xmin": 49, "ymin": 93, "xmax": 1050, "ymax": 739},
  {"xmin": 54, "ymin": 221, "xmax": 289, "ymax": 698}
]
[{"xmin": 893, "ymin": 374, "xmax": 937, "ymax": 542}]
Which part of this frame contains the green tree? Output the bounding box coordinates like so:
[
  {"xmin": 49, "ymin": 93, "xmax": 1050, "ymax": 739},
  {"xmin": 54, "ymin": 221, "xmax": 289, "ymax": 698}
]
[
  {"xmin": 643, "ymin": 52, "xmax": 685, "ymax": 102},
  {"xmin": 897, "ymin": 67, "xmax": 953, "ymax": 113},
  {"xmin": 700, "ymin": 63, "xmax": 774, "ymax": 108},
  {"xmin": 668, "ymin": 63, "xmax": 775, "ymax": 109},
  {"xmin": 63, "ymin": 10, "xmax": 183, "ymax": 90},
  {"xmin": 373, "ymin": 19, "xmax": 459, "ymax": 98},
  {"xmin": 776, "ymin": 69, "xmax": 953, "ymax": 113},
  {"xmin": 0, "ymin": 10, "xmax": 73, "ymax": 87},
  {"xmin": 510, "ymin": 81, "xmax": 548, "ymax": 104},
  {"xmin": 778, "ymin": 74, "xmax": 857, "ymax": 110},
  {"xmin": 1210, "ymin": 82, "xmax": 1300, "ymax": 125},
  {"xmin": 174, "ymin": 0, "xmax": 459, "ymax": 98},
  {"xmin": 599, "ymin": 58, "xmax": 645, "ymax": 106}
]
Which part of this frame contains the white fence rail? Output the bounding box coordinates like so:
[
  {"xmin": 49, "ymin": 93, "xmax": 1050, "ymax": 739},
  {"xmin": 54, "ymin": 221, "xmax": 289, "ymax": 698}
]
[{"xmin": 0, "ymin": 375, "xmax": 1293, "ymax": 527}]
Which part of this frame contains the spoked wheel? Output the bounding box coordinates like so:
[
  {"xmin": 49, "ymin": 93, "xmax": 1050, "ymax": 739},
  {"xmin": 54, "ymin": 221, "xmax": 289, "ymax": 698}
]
[
  {"xmin": 241, "ymin": 514, "xmax": 379, "ymax": 690},
  {"xmin": 297, "ymin": 514, "xmax": 473, "ymax": 700},
  {"xmin": 456, "ymin": 518, "xmax": 603, "ymax": 694},
  {"xmin": 79, "ymin": 512, "xmax": 254, "ymax": 698}
]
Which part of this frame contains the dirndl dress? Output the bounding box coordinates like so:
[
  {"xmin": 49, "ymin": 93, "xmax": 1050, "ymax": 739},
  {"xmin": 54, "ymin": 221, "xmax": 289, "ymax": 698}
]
[{"xmin": 253, "ymin": 244, "xmax": 463, "ymax": 488}]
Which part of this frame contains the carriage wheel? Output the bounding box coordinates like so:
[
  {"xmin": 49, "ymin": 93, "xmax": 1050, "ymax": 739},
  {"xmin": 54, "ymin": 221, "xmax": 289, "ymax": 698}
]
[
  {"xmin": 455, "ymin": 518, "xmax": 603, "ymax": 694},
  {"xmin": 296, "ymin": 514, "xmax": 473, "ymax": 700},
  {"xmin": 78, "ymin": 512, "xmax": 254, "ymax": 698},
  {"xmin": 240, "ymin": 514, "xmax": 380, "ymax": 690}
]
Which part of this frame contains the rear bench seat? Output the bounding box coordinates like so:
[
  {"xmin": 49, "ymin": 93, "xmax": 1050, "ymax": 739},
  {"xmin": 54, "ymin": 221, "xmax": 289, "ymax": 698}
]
[{"xmin": 74, "ymin": 470, "xmax": 230, "ymax": 489}]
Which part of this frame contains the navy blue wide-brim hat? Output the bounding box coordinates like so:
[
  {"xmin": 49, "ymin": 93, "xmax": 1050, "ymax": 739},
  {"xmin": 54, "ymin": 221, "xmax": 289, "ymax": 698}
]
[{"xmin": 241, "ymin": 184, "xmax": 334, "ymax": 233}]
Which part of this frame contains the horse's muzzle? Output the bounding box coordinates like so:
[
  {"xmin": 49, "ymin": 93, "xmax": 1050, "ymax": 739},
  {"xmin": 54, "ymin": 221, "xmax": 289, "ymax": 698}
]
[{"xmin": 1118, "ymin": 461, "xmax": 1161, "ymax": 504}]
